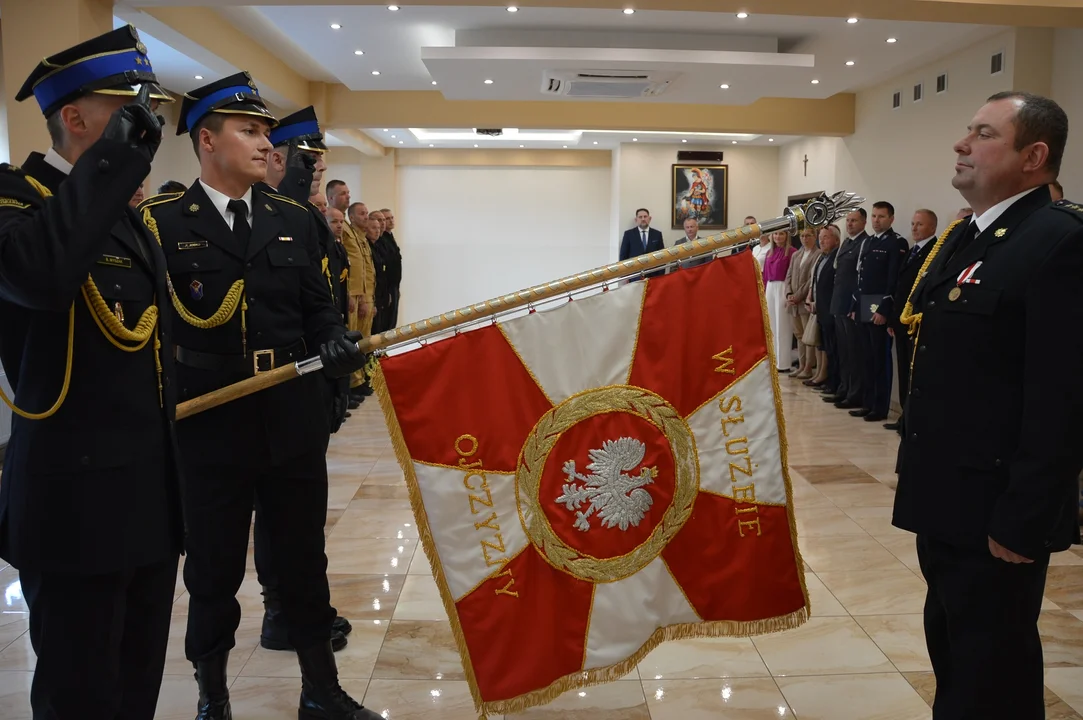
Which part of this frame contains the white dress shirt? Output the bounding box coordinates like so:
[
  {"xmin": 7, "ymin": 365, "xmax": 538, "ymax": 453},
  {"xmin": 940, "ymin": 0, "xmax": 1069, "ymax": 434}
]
[
  {"xmin": 199, "ymin": 179, "xmax": 254, "ymax": 230},
  {"xmin": 972, "ymin": 187, "xmax": 1041, "ymax": 234},
  {"xmin": 43, "ymin": 148, "xmax": 74, "ymax": 176}
]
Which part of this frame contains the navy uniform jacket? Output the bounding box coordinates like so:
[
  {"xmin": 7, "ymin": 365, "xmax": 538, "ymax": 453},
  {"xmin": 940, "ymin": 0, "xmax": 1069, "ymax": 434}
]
[
  {"xmin": 140, "ymin": 182, "xmax": 345, "ymax": 466},
  {"xmin": 829, "ymin": 231, "xmax": 866, "ymax": 316},
  {"xmin": 0, "ymin": 145, "xmax": 183, "ymax": 575},
  {"xmin": 851, "ymin": 229, "xmax": 908, "ymax": 319},
  {"xmin": 893, "ymin": 186, "xmax": 1083, "ymax": 558}
]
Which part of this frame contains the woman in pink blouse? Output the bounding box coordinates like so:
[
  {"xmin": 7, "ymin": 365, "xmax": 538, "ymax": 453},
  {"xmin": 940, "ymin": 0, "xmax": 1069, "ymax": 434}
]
[{"xmin": 763, "ymin": 231, "xmax": 796, "ymax": 372}]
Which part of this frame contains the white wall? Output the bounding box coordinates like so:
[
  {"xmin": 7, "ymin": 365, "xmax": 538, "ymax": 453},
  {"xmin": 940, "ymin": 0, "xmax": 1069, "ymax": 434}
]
[
  {"xmin": 396, "ymin": 165, "xmax": 612, "ymax": 325},
  {"xmin": 146, "ymin": 130, "xmax": 201, "ymax": 198},
  {"xmin": 616, "ymin": 142, "xmax": 779, "ymax": 247},
  {"xmin": 780, "ymin": 30, "xmax": 1015, "ymax": 235},
  {"xmin": 1052, "ymin": 28, "xmax": 1083, "ymax": 198}
]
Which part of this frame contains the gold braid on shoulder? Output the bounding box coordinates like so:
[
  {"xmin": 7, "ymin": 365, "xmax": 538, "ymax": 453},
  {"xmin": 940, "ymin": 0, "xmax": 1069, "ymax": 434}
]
[
  {"xmin": 0, "ymin": 176, "xmax": 164, "ymax": 420},
  {"xmin": 897, "ymin": 218, "xmax": 963, "ymax": 373}
]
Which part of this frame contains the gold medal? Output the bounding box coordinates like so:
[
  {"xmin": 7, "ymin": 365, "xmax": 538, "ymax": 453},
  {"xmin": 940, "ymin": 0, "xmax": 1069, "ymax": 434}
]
[{"xmin": 948, "ymin": 287, "xmax": 962, "ymax": 302}]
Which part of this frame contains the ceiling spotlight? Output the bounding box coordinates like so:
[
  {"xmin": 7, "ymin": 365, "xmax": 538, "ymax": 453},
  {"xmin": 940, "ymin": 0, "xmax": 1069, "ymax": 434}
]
[
  {"xmin": 847, "ymin": 17, "xmax": 859, "ymax": 23},
  {"xmin": 623, "ymin": 8, "xmax": 635, "ymax": 14},
  {"xmin": 194, "ymin": 75, "xmax": 203, "ymax": 80},
  {"xmin": 388, "ymin": 5, "xmax": 399, "ymax": 10},
  {"xmin": 484, "ymin": 79, "xmax": 494, "ymax": 84},
  {"xmin": 519, "ymin": 144, "xmax": 524, "ymax": 147},
  {"xmin": 329, "ymin": 23, "xmax": 341, "ymax": 29},
  {"xmin": 720, "ymin": 84, "xmax": 730, "ymax": 89},
  {"xmin": 431, "ymin": 80, "xmax": 437, "ymax": 85},
  {"xmin": 736, "ymin": 12, "xmax": 748, "ymax": 18},
  {"xmin": 372, "ymin": 70, "xmax": 381, "ymax": 75},
  {"xmin": 768, "ymin": 138, "xmax": 774, "ymax": 142},
  {"xmin": 473, "ymin": 144, "xmax": 479, "ymax": 148},
  {"xmin": 429, "ymin": 144, "xmax": 434, "ymax": 147},
  {"xmin": 632, "ymin": 138, "xmax": 638, "ymax": 142},
  {"xmin": 681, "ymin": 139, "xmax": 687, "ymax": 143},
  {"xmin": 887, "ymin": 37, "xmax": 897, "ymax": 43},
  {"xmin": 383, "ymin": 128, "xmax": 389, "ymax": 132},
  {"xmin": 845, "ymin": 60, "xmax": 855, "ymax": 66},
  {"xmin": 593, "ymin": 141, "xmax": 598, "ymax": 145},
  {"xmin": 507, "ymin": 5, "xmax": 518, "ymax": 11},
  {"xmin": 563, "ymin": 145, "xmax": 568, "ymax": 148},
  {"xmin": 811, "ymin": 79, "xmax": 820, "ymax": 84},
  {"xmin": 354, "ymin": 50, "xmax": 365, "ymax": 56},
  {"xmin": 398, "ymin": 141, "xmax": 404, "ymax": 144},
  {"xmin": 390, "ymin": 135, "xmax": 396, "ymax": 138},
  {"xmin": 731, "ymin": 140, "xmax": 738, "ymax": 144}
]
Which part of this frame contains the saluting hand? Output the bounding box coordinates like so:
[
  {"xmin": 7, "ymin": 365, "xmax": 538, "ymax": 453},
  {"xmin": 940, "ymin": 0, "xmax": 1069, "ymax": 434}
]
[
  {"xmin": 989, "ymin": 536, "xmax": 1034, "ymax": 564},
  {"xmin": 101, "ymin": 84, "xmax": 163, "ymax": 163}
]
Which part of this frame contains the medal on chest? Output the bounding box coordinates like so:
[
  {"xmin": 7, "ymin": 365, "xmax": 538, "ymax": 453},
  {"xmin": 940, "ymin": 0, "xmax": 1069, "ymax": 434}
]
[{"xmin": 949, "ymin": 261, "xmax": 982, "ymax": 302}]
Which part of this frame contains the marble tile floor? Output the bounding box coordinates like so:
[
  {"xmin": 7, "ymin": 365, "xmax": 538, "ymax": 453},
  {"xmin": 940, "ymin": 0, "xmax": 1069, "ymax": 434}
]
[{"xmin": 2, "ymin": 380, "xmax": 1083, "ymax": 719}]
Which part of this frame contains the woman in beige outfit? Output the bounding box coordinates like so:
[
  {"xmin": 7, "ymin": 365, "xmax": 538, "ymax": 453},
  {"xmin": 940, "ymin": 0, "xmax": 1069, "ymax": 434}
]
[{"xmin": 784, "ymin": 228, "xmax": 821, "ymax": 379}]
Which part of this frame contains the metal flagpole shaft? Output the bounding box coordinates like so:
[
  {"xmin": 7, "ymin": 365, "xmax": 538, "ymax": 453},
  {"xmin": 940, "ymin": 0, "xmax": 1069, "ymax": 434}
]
[{"xmin": 175, "ymin": 191, "xmax": 864, "ymax": 420}]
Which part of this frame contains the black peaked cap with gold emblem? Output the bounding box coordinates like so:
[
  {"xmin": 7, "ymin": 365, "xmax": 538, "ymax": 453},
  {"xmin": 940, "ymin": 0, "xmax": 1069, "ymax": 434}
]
[
  {"xmin": 269, "ymin": 106, "xmax": 327, "ymax": 154},
  {"xmin": 15, "ymin": 24, "xmax": 173, "ymax": 118},
  {"xmin": 176, "ymin": 71, "xmax": 277, "ymax": 136}
]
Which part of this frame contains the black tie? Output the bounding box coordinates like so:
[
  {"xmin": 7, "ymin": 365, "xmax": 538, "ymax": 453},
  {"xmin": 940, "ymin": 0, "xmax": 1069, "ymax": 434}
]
[
  {"xmin": 905, "ymin": 243, "xmax": 921, "ymax": 265},
  {"xmin": 947, "ymin": 222, "xmax": 979, "ymax": 264},
  {"xmin": 227, "ymin": 199, "xmax": 251, "ymax": 248}
]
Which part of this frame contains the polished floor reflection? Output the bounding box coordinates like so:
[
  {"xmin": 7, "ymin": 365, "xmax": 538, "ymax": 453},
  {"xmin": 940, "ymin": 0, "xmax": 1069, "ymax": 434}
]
[{"xmin": 2, "ymin": 379, "xmax": 1083, "ymax": 719}]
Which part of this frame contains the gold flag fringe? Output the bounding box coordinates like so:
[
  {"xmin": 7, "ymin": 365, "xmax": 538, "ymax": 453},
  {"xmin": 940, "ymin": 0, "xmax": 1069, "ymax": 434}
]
[{"xmin": 369, "ymin": 255, "xmax": 813, "ymax": 716}]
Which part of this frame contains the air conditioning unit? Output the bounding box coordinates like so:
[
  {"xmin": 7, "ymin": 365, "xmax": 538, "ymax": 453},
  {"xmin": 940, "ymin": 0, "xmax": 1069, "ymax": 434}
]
[{"xmin": 541, "ymin": 70, "xmax": 674, "ymax": 98}]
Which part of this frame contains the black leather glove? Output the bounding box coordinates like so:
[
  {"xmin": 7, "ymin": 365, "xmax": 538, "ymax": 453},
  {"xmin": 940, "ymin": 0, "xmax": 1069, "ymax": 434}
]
[
  {"xmin": 101, "ymin": 84, "xmax": 164, "ymax": 163},
  {"xmin": 328, "ymin": 377, "xmax": 349, "ymax": 433},
  {"xmin": 286, "ymin": 142, "xmax": 317, "ymax": 172},
  {"xmin": 319, "ymin": 330, "xmax": 367, "ymax": 379}
]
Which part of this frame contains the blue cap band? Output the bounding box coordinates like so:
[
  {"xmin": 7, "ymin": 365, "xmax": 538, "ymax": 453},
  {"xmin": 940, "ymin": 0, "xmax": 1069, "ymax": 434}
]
[
  {"xmin": 185, "ymin": 84, "xmax": 260, "ymax": 133},
  {"xmin": 269, "ymin": 119, "xmax": 320, "ymax": 147},
  {"xmin": 33, "ymin": 50, "xmax": 153, "ymax": 113}
]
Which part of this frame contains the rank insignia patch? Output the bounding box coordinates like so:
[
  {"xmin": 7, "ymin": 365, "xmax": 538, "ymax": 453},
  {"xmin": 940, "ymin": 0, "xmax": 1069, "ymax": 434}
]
[
  {"xmin": 994, "ymin": 228, "xmax": 1007, "ymax": 237},
  {"xmin": 188, "ymin": 204, "xmax": 200, "ymax": 213},
  {"xmin": 190, "ymin": 280, "xmax": 204, "ymax": 300}
]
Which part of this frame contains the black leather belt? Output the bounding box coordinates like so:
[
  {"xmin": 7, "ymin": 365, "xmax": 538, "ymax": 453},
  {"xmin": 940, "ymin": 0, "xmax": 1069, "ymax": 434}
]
[{"xmin": 175, "ymin": 340, "xmax": 308, "ymax": 376}]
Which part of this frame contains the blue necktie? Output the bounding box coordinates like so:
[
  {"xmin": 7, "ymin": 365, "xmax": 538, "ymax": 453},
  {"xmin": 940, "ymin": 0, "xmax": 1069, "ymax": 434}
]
[{"xmin": 641, "ymin": 229, "xmax": 648, "ymax": 251}]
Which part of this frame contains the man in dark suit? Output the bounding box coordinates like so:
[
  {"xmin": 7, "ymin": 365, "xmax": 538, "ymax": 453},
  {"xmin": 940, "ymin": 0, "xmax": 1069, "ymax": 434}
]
[
  {"xmin": 140, "ymin": 73, "xmax": 377, "ymax": 720},
  {"xmin": 893, "ymin": 91, "xmax": 1083, "ymax": 720},
  {"xmin": 825, "ymin": 209, "xmax": 867, "ymax": 407},
  {"xmin": 0, "ymin": 26, "xmax": 184, "ymax": 719},
  {"xmin": 619, "ymin": 208, "xmax": 665, "ymax": 278},
  {"xmin": 884, "ymin": 209, "xmax": 938, "ymax": 431},
  {"xmin": 849, "ymin": 201, "xmax": 908, "ymax": 422},
  {"xmin": 808, "ymin": 225, "xmax": 840, "ymax": 393}
]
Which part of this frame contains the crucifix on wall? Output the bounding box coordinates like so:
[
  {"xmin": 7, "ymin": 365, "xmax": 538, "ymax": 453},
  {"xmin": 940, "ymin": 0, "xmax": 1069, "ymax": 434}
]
[{"xmin": 803, "ymin": 154, "xmax": 809, "ymax": 177}]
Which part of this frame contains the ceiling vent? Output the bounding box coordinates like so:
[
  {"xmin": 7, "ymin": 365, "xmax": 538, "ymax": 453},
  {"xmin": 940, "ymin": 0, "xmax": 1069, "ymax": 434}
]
[{"xmin": 541, "ymin": 70, "xmax": 674, "ymax": 98}]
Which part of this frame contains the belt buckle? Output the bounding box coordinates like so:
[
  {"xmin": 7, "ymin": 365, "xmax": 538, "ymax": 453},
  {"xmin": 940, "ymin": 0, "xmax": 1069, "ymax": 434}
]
[{"xmin": 253, "ymin": 349, "xmax": 275, "ymax": 375}]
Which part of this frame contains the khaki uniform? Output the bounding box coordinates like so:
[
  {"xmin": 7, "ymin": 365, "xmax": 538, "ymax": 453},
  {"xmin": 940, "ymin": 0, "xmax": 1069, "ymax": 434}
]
[{"xmin": 342, "ymin": 220, "xmax": 376, "ymax": 388}]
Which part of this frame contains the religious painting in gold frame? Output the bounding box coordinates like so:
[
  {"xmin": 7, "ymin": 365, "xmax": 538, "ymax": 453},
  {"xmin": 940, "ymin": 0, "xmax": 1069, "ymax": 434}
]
[{"xmin": 672, "ymin": 164, "xmax": 728, "ymax": 230}]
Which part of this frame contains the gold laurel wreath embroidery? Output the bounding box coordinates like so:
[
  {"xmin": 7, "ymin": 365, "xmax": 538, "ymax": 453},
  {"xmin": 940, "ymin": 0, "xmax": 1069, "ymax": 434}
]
[{"xmin": 515, "ymin": 386, "xmax": 699, "ymax": 583}]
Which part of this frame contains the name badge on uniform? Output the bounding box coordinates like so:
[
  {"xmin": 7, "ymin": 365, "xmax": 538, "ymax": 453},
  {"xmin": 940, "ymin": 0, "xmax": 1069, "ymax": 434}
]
[
  {"xmin": 190, "ymin": 280, "xmax": 204, "ymax": 300},
  {"xmin": 278, "ymin": 236, "xmax": 293, "ymax": 242},
  {"xmin": 97, "ymin": 254, "xmax": 132, "ymax": 268},
  {"xmin": 178, "ymin": 240, "xmax": 208, "ymax": 251}
]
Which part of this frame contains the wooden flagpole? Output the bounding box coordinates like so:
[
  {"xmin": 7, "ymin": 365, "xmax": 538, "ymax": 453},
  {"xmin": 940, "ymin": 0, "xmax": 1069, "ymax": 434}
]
[{"xmin": 176, "ymin": 191, "xmax": 863, "ymax": 420}]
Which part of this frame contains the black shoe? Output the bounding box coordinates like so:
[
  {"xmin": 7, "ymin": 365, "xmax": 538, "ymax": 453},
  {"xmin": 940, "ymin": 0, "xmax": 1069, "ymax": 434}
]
[
  {"xmin": 849, "ymin": 408, "xmax": 871, "ymax": 417},
  {"xmin": 835, "ymin": 400, "xmax": 861, "ymax": 409},
  {"xmin": 359, "ymin": 386, "xmax": 374, "ymax": 397},
  {"xmin": 261, "ymin": 586, "xmax": 349, "ymax": 652},
  {"xmin": 297, "ymin": 642, "xmax": 382, "ymax": 719},
  {"xmin": 194, "ymin": 654, "xmax": 232, "ymax": 720},
  {"xmin": 332, "ymin": 616, "xmax": 353, "ymax": 637},
  {"xmin": 823, "ymin": 394, "xmax": 844, "ymax": 403},
  {"xmin": 883, "ymin": 421, "xmax": 901, "ymax": 430},
  {"xmin": 347, "ymin": 397, "xmax": 361, "ymax": 410},
  {"xmin": 864, "ymin": 413, "xmax": 888, "ymax": 422}
]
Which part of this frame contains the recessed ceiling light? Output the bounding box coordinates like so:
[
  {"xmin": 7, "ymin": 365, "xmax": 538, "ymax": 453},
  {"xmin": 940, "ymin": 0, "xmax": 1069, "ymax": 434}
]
[
  {"xmin": 473, "ymin": 144, "xmax": 479, "ymax": 148},
  {"xmin": 681, "ymin": 139, "xmax": 687, "ymax": 143},
  {"xmin": 431, "ymin": 80, "xmax": 437, "ymax": 85},
  {"xmin": 847, "ymin": 17, "xmax": 859, "ymax": 23},
  {"xmin": 383, "ymin": 128, "xmax": 389, "ymax": 132},
  {"xmin": 811, "ymin": 79, "xmax": 820, "ymax": 84},
  {"xmin": 194, "ymin": 75, "xmax": 203, "ymax": 80},
  {"xmin": 398, "ymin": 141, "xmax": 404, "ymax": 144},
  {"xmin": 632, "ymin": 138, "xmax": 638, "ymax": 142},
  {"xmin": 390, "ymin": 135, "xmax": 396, "ymax": 138},
  {"xmin": 507, "ymin": 5, "xmax": 518, "ymax": 11},
  {"xmin": 484, "ymin": 79, "xmax": 494, "ymax": 85},
  {"xmin": 563, "ymin": 145, "xmax": 568, "ymax": 148},
  {"xmin": 887, "ymin": 37, "xmax": 897, "ymax": 43},
  {"xmin": 372, "ymin": 70, "xmax": 381, "ymax": 75},
  {"xmin": 768, "ymin": 138, "xmax": 774, "ymax": 142},
  {"xmin": 845, "ymin": 60, "xmax": 855, "ymax": 66},
  {"xmin": 736, "ymin": 12, "xmax": 749, "ymax": 18},
  {"xmin": 720, "ymin": 84, "xmax": 730, "ymax": 89},
  {"xmin": 429, "ymin": 144, "xmax": 434, "ymax": 147},
  {"xmin": 388, "ymin": 5, "xmax": 399, "ymax": 10},
  {"xmin": 354, "ymin": 50, "xmax": 365, "ymax": 56},
  {"xmin": 329, "ymin": 23, "xmax": 341, "ymax": 29},
  {"xmin": 623, "ymin": 8, "xmax": 635, "ymax": 14},
  {"xmin": 593, "ymin": 141, "xmax": 598, "ymax": 145}
]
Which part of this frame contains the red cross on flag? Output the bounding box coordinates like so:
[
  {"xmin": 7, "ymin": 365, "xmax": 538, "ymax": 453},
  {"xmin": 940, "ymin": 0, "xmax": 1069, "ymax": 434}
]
[{"xmin": 372, "ymin": 250, "xmax": 809, "ymax": 716}]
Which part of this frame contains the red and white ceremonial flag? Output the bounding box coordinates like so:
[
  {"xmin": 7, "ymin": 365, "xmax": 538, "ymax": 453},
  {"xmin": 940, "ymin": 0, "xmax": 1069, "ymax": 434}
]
[{"xmin": 372, "ymin": 250, "xmax": 809, "ymax": 716}]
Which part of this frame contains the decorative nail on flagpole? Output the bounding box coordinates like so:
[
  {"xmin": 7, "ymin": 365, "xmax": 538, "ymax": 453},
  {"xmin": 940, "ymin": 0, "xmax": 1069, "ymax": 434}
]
[{"xmin": 175, "ymin": 191, "xmax": 864, "ymax": 420}]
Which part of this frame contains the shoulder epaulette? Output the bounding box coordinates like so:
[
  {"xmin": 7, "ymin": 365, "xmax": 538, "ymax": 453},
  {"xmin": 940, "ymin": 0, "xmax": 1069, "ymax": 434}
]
[
  {"xmin": 0, "ymin": 165, "xmax": 44, "ymax": 209},
  {"xmin": 138, "ymin": 191, "xmax": 183, "ymax": 212},
  {"xmin": 1051, "ymin": 199, "xmax": 1083, "ymax": 221},
  {"xmin": 264, "ymin": 192, "xmax": 307, "ymax": 211}
]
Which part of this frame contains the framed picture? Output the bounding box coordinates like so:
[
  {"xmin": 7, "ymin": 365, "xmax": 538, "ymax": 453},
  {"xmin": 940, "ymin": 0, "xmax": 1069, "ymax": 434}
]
[{"xmin": 672, "ymin": 164, "xmax": 728, "ymax": 230}]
